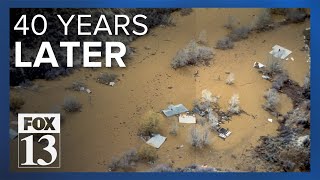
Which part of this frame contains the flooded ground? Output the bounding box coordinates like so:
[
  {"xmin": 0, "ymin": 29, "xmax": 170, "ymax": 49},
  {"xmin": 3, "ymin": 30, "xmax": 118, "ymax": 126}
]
[{"xmin": 10, "ymin": 8, "xmax": 310, "ymax": 172}]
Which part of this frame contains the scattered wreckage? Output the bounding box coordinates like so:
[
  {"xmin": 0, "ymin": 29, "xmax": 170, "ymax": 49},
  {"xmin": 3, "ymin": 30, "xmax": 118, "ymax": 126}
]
[{"xmin": 161, "ymin": 90, "xmax": 233, "ymax": 140}]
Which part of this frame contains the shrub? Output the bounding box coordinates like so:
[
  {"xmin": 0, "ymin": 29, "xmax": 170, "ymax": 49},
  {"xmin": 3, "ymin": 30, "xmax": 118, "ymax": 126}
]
[
  {"xmin": 272, "ymin": 72, "xmax": 288, "ymax": 90},
  {"xmin": 201, "ymin": 90, "xmax": 220, "ymax": 105},
  {"xmin": 150, "ymin": 164, "xmax": 218, "ymax": 172},
  {"xmin": 189, "ymin": 127, "xmax": 210, "ymax": 149},
  {"xmin": 303, "ymin": 74, "xmax": 310, "ymax": 99},
  {"xmin": 282, "ymin": 160, "xmax": 296, "ymax": 172},
  {"xmin": 63, "ymin": 96, "xmax": 82, "ymax": 112},
  {"xmin": 160, "ymin": 14, "xmax": 175, "ymax": 26},
  {"xmin": 216, "ymin": 37, "xmax": 234, "ymax": 50},
  {"xmin": 138, "ymin": 144, "xmax": 158, "ymax": 162},
  {"xmin": 68, "ymin": 81, "xmax": 87, "ymax": 91},
  {"xmin": 270, "ymin": 8, "xmax": 288, "ymax": 15},
  {"xmin": 224, "ymin": 15, "xmax": 237, "ymax": 30},
  {"xmin": 252, "ymin": 9, "xmax": 273, "ymax": 32},
  {"xmin": 227, "ymin": 26, "xmax": 251, "ymax": 42},
  {"xmin": 10, "ymin": 95, "xmax": 25, "ymax": 113},
  {"xmin": 108, "ymin": 149, "xmax": 138, "ymax": 171},
  {"xmin": 138, "ymin": 111, "xmax": 161, "ymax": 136},
  {"xmin": 19, "ymin": 79, "xmax": 34, "ymax": 88},
  {"xmin": 263, "ymin": 88, "xmax": 279, "ymax": 112},
  {"xmin": 180, "ymin": 8, "xmax": 193, "ymax": 16},
  {"xmin": 150, "ymin": 164, "xmax": 174, "ymax": 172},
  {"xmin": 171, "ymin": 40, "xmax": 214, "ymax": 69},
  {"xmin": 208, "ymin": 109, "xmax": 219, "ymax": 130},
  {"xmin": 180, "ymin": 164, "xmax": 217, "ymax": 172},
  {"xmin": 285, "ymin": 107, "xmax": 309, "ymax": 128},
  {"xmin": 197, "ymin": 117, "xmax": 207, "ymax": 126},
  {"xmin": 265, "ymin": 56, "xmax": 283, "ymax": 76},
  {"xmin": 197, "ymin": 30, "xmax": 208, "ymax": 45},
  {"xmin": 97, "ymin": 73, "xmax": 118, "ymax": 85},
  {"xmin": 226, "ymin": 73, "xmax": 235, "ymax": 85},
  {"xmin": 303, "ymin": 74, "xmax": 310, "ymax": 91},
  {"xmin": 228, "ymin": 94, "xmax": 240, "ymax": 115},
  {"xmin": 169, "ymin": 122, "xmax": 179, "ymax": 136},
  {"xmin": 286, "ymin": 9, "xmax": 307, "ymax": 23}
]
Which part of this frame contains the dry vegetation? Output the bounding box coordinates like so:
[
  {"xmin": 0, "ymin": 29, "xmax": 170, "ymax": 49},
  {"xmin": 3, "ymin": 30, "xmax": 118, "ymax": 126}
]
[
  {"xmin": 189, "ymin": 127, "xmax": 210, "ymax": 149},
  {"xmin": 150, "ymin": 164, "xmax": 218, "ymax": 172},
  {"xmin": 63, "ymin": 96, "xmax": 82, "ymax": 112},
  {"xmin": 108, "ymin": 145, "xmax": 158, "ymax": 171},
  {"xmin": 171, "ymin": 40, "xmax": 214, "ymax": 69},
  {"xmin": 256, "ymin": 100, "xmax": 310, "ymax": 171},
  {"xmin": 138, "ymin": 144, "xmax": 158, "ymax": 162},
  {"xmin": 67, "ymin": 81, "xmax": 87, "ymax": 91},
  {"xmin": 180, "ymin": 8, "xmax": 193, "ymax": 16},
  {"xmin": 225, "ymin": 73, "xmax": 235, "ymax": 85},
  {"xmin": 263, "ymin": 88, "xmax": 279, "ymax": 112},
  {"xmin": 216, "ymin": 37, "xmax": 234, "ymax": 50},
  {"xmin": 108, "ymin": 149, "xmax": 138, "ymax": 171},
  {"xmin": 138, "ymin": 111, "xmax": 161, "ymax": 136},
  {"xmin": 228, "ymin": 94, "xmax": 241, "ymax": 115},
  {"xmin": 97, "ymin": 73, "xmax": 118, "ymax": 85},
  {"xmin": 10, "ymin": 95, "xmax": 25, "ymax": 113}
]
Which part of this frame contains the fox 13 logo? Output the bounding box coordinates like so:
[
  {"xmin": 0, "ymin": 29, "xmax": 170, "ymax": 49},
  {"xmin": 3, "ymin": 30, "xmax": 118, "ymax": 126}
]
[{"xmin": 18, "ymin": 113, "xmax": 61, "ymax": 168}]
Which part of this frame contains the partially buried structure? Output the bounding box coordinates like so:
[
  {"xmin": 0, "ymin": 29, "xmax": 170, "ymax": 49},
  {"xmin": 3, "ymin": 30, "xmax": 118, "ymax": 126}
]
[{"xmin": 162, "ymin": 104, "xmax": 189, "ymax": 117}]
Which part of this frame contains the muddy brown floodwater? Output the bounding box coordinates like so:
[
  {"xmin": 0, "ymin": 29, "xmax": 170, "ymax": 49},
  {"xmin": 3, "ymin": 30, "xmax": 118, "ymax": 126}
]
[{"xmin": 10, "ymin": 8, "xmax": 310, "ymax": 172}]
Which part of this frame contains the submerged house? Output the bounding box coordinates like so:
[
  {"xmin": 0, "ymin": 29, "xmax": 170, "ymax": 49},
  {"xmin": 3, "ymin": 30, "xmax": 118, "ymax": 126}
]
[
  {"xmin": 269, "ymin": 45, "xmax": 292, "ymax": 60},
  {"xmin": 179, "ymin": 114, "xmax": 196, "ymax": 124},
  {"xmin": 162, "ymin": 104, "xmax": 189, "ymax": 117},
  {"xmin": 146, "ymin": 134, "xmax": 167, "ymax": 148}
]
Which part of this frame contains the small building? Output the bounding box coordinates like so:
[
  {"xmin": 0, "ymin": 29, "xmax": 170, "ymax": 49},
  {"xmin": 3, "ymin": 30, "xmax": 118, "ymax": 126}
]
[{"xmin": 179, "ymin": 114, "xmax": 196, "ymax": 124}]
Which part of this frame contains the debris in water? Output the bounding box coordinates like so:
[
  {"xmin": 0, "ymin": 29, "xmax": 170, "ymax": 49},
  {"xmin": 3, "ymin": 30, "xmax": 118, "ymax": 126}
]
[
  {"xmin": 86, "ymin": 89, "xmax": 92, "ymax": 94},
  {"xmin": 262, "ymin": 75, "xmax": 271, "ymax": 80},
  {"xmin": 253, "ymin": 62, "xmax": 265, "ymax": 69},
  {"xmin": 109, "ymin": 82, "xmax": 115, "ymax": 86},
  {"xmin": 144, "ymin": 46, "xmax": 151, "ymax": 50},
  {"xmin": 217, "ymin": 128, "xmax": 232, "ymax": 139}
]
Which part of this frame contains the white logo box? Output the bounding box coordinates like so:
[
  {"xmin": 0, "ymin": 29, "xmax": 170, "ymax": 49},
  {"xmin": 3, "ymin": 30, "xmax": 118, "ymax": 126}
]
[{"xmin": 18, "ymin": 113, "xmax": 60, "ymax": 134}]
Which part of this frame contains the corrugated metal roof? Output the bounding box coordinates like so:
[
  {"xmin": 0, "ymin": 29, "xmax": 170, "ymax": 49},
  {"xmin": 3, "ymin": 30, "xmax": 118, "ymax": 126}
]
[{"xmin": 162, "ymin": 104, "xmax": 188, "ymax": 117}]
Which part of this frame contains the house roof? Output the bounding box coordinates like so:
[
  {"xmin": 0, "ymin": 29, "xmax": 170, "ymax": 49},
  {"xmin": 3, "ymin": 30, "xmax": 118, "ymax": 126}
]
[
  {"xmin": 269, "ymin": 45, "xmax": 292, "ymax": 60},
  {"xmin": 146, "ymin": 134, "xmax": 167, "ymax": 148},
  {"xmin": 162, "ymin": 104, "xmax": 188, "ymax": 117}
]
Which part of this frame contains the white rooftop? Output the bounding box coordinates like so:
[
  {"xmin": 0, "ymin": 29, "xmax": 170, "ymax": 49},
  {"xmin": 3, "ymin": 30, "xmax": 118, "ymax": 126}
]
[
  {"xmin": 179, "ymin": 114, "xmax": 196, "ymax": 124},
  {"xmin": 146, "ymin": 134, "xmax": 167, "ymax": 148},
  {"xmin": 269, "ymin": 45, "xmax": 292, "ymax": 60}
]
